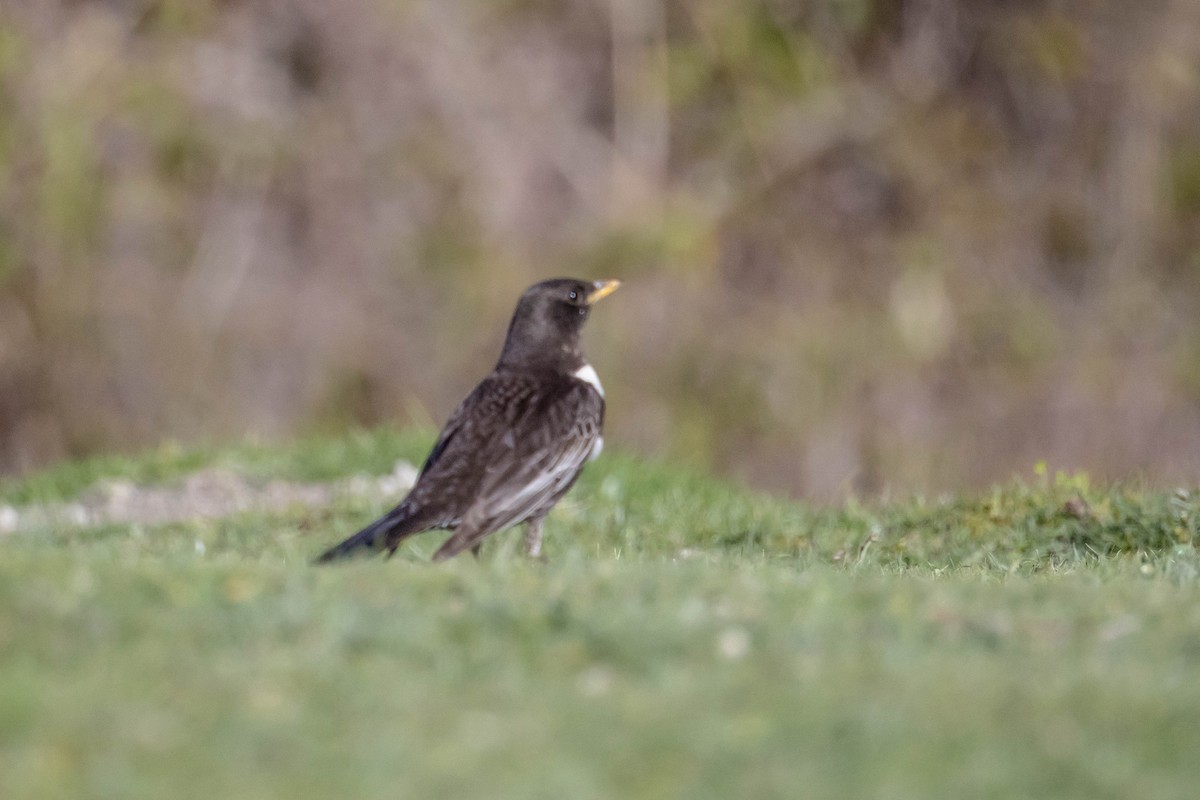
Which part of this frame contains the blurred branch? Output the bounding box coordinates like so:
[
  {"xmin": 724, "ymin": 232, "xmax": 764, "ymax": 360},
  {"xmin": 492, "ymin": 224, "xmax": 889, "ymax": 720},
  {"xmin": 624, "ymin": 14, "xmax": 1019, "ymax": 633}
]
[
  {"xmin": 610, "ymin": 0, "xmax": 669, "ymax": 221},
  {"xmin": 1096, "ymin": 0, "xmax": 1200, "ymax": 288}
]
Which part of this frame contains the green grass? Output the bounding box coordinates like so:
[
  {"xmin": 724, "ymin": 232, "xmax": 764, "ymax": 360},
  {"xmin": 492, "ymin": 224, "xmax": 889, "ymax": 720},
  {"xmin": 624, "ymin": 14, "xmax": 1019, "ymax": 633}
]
[{"xmin": 1, "ymin": 429, "xmax": 1199, "ymax": 799}]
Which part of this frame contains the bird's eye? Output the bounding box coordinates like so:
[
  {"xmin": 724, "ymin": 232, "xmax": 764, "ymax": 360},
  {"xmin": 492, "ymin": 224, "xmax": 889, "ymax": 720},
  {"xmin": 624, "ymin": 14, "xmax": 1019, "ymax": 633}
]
[{"xmin": 568, "ymin": 290, "xmax": 579, "ymax": 301}]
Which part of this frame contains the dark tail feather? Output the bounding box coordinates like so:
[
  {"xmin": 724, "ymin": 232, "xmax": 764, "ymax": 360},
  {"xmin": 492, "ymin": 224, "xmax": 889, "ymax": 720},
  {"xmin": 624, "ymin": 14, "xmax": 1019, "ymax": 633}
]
[{"xmin": 313, "ymin": 504, "xmax": 421, "ymax": 564}]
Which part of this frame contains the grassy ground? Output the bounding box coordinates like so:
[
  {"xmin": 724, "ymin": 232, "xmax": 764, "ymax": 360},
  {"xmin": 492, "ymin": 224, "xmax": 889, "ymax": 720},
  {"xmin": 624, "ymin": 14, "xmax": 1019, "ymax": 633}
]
[{"xmin": 1, "ymin": 430, "xmax": 1198, "ymax": 799}]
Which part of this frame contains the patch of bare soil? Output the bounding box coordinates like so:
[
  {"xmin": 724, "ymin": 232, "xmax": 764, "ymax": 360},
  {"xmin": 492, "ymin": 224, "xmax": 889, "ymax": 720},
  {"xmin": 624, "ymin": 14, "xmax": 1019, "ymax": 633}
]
[{"xmin": 0, "ymin": 461, "xmax": 417, "ymax": 534}]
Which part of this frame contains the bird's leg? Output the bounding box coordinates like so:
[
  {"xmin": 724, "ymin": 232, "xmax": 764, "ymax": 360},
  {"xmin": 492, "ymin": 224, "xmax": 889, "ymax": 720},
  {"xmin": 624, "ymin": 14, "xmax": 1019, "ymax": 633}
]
[
  {"xmin": 524, "ymin": 518, "xmax": 545, "ymax": 559},
  {"xmin": 470, "ymin": 543, "xmax": 482, "ymax": 559}
]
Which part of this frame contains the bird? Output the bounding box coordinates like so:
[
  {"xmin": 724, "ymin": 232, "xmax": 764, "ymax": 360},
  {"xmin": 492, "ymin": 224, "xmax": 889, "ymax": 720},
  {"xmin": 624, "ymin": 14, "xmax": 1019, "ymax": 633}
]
[{"xmin": 314, "ymin": 277, "xmax": 620, "ymax": 564}]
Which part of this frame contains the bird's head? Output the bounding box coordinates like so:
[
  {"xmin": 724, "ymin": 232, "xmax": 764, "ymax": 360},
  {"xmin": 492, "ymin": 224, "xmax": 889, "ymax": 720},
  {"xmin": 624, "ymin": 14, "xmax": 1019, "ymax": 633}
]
[{"xmin": 497, "ymin": 278, "xmax": 620, "ymax": 371}]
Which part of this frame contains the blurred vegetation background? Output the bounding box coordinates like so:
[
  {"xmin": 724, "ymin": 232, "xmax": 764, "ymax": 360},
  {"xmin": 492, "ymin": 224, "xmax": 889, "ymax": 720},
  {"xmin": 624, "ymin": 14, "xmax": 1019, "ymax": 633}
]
[{"xmin": 1, "ymin": 0, "xmax": 1199, "ymax": 499}]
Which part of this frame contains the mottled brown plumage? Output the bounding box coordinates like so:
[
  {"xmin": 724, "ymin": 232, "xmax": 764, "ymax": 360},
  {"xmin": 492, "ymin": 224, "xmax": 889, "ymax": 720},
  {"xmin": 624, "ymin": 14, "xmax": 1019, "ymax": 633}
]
[{"xmin": 314, "ymin": 277, "xmax": 618, "ymax": 563}]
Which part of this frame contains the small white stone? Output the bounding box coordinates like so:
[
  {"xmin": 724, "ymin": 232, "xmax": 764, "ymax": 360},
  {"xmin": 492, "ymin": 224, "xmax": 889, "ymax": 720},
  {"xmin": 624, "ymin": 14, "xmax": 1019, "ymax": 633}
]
[
  {"xmin": 391, "ymin": 460, "xmax": 418, "ymax": 485},
  {"xmin": 346, "ymin": 475, "xmax": 372, "ymax": 495},
  {"xmin": 65, "ymin": 504, "xmax": 90, "ymax": 526},
  {"xmin": 718, "ymin": 627, "xmax": 751, "ymax": 661},
  {"xmin": 102, "ymin": 479, "xmax": 136, "ymax": 509},
  {"xmin": 577, "ymin": 665, "xmax": 614, "ymax": 696},
  {"xmin": 1098, "ymin": 614, "xmax": 1139, "ymax": 643},
  {"xmin": 380, "ymin": 461, "xmax": 418, "ymax": 494},
  {"xmin": 572, "ymin": 363, "xmax": 604, "ymax": 397}
]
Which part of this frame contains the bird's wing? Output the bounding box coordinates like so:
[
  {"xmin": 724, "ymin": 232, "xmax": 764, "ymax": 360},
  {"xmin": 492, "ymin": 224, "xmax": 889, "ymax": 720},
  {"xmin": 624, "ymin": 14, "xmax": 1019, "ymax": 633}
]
[
  {"xmin": 407, "ymin": 373, "xmax": 536, "ymax": 507},
  {"xmin": 431, "ymin": 379, "xmax": 603, "ymax": 560},
  {"xmin": 417, "ymin": 390, "xmax": 475, "ymax": 477}
]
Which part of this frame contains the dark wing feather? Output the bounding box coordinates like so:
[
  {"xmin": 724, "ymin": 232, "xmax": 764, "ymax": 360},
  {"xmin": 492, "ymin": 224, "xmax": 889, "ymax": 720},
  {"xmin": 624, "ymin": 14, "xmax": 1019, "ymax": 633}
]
[
  {"xmin": 416, "ymin": 380, "xmax": 487, "ymax": 478},
  {"xmin": 400, "ymin": 374, "xmax": 537, "ymax": 526},
  {"xmin": 432, "ymin": 378, "xmax": 603, "ymax": 560},
  {"xmin": 418, "ymin": 426, "xmax": 457, "ymax": 477}
]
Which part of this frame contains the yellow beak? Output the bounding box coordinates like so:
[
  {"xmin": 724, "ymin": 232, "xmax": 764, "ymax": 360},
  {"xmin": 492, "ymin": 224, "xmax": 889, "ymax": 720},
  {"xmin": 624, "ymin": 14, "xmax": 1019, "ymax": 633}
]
[{"xmin": 588, "ymin": 279, "xmax": 621, "ymax": 304}]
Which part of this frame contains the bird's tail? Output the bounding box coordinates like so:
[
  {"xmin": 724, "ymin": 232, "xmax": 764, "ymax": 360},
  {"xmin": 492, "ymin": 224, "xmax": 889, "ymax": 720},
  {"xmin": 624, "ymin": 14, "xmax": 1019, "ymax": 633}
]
[{"xmin": 313, "ymin": 502, "xmax": 422, "ymax": 564}]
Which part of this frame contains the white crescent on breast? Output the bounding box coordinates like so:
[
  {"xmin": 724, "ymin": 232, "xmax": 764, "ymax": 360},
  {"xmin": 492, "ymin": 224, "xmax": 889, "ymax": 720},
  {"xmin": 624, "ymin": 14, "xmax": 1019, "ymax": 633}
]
[{"xmin": 572, "ymin": 363, "xmax": 604, "ymax": 398}]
